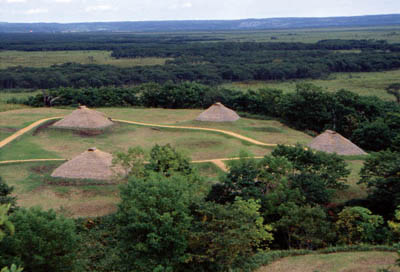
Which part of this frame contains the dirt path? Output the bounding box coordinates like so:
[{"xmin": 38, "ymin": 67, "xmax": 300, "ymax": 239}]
[
  {"xmin": 0, "ymin": 117, "xmax": 62, "ymax": 149},
  {"xmin": 0, "ymin": 157, "xmax": 265, "ymax": 172},
  {"xmin": 113, "ymin": 119, "xmax": 277, "ymax": 147},
  {"xmin": 0, "ymin": 116, "xmax": 274, "ymax": 171}
]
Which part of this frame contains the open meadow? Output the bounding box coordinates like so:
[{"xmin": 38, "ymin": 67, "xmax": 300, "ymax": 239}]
[
  {"xmin": 223, "ymin": 69, "xmax": 400, "ymax": 101},
  {"xmin": 0, "ymin": 50, "xmax": 171, "ymax": 69}
]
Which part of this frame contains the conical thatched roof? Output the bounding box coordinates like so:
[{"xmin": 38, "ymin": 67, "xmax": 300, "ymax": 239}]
[
  {"xmin": 308, "ymin": 130, "xmax": 367, "ymax": 155},
  {"xmin": 52, "ymin": 106, "xmax": 113, "ymax": 130},
  {"xmin": 51, "ymin": 148, "xmax": 117, "ymax": 180},
  {"xmin": 196, "ymin": 102, "xmax": 240, "ymax": 122}
]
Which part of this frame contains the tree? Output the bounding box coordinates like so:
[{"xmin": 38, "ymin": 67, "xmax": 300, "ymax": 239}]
[
  {"xmin": 112, "ymin": 146, "xmax": 146, "ymax": 179},
  {"xmin": 352, "ymin": 119, "xmax": 392, "ymax": 151},
  {"xmin": 388, "ymin": 206, "xmax": 400, "ymax": 241},
  {"xmin": 116, "ymin": 173, "xmax": 195, "ymax": 272},
  {"xmin": 187, "ymin": 198, "xmax": 273, "ymax": 271},
  {"xmin": 359, "ymin": 150, "xmax": 400, "ymax": 218},
  {"xmin": 272, "ymin": 144, "xmax": 350, "ymax": 190},
  {"xmin": 147, "ymin": 144, "xmax": 193, "ymax": 177},
  {"xmin": 207, "ymin": 154, "xmax": 293, "ymax": 205},
  {"xmin": 274, "ymin": 203, "xmax": 335, "ymax": 249},
  {"xmin": 336, "ymin": 206, "xmax": 383, "ymax": 245},
  {"xmin": 0, "ymin": 205, "xmax": 23, "ymax": 272},
  {"xmin": 0, "ymin": 207, "xmax": 78, "ymax": 272},
  {"xmin": 386, "ymin": 83, "xmax": 400, "ymax": 104},
  {"xmin": 0, "ymin": 177, "xmax": 16, "ymax": 212}
]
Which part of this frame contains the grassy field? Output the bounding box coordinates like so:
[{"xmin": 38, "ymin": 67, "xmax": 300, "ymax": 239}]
[
  {"xmin": 214, "ymin": 26, "xmax": 400, "ymax": 43},
  {"xmin": 0, "ymin": 107, "xmax": 313, "ymax": 162},
  {"xmin": 0, "ymin": 107, "xmax": 368, "ymax": 216},
  {"xmin": 257, "ymin": 251, "xmax": 400, "ymax": 272},
  {"xmin": 223, "ymin": 69, "xmax": 400, "ymax": 101},
  {"xmin": 0, "ymin": 50, "xmax": 172, "ymax": 69}
]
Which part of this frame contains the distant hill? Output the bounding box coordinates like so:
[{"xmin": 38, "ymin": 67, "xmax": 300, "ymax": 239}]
[{"xmin": 1, "ymin": 14, "xmax": 400, "ymax": 33}]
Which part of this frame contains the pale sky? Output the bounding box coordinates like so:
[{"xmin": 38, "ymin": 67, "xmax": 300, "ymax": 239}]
[{"xmin": 0, "ymin": 0, "xmax": 400, "ymax": 23}]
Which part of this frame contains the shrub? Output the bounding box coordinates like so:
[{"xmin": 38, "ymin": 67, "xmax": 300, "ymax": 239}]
[
  {"xmin": 336, "ymin": 206, "xmax": 383, "ymax": 245},
  {"xmin": 0, "ymin": 207, "xmax": 78, "ymax": 272}
]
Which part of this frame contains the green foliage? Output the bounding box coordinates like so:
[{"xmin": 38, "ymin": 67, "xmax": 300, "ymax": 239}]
[
  {"xmin": 1, "ymin": 264, "xmax": 23, "ymax": 272},
  {"xmin": 207, "ymin": 154, "xmax": 293, "ymax": 204},
  {"xmin": 359, "ymin": 150, "xmax": 400, "ymax": 218},
  {"xmin": 352, "ymin": 119, "xmax": 393, "ymax": 151},
  {"xmin": 116, "ymin": 173, "xmax": 195, "ymax": 272},
  {"xmin": 75, "ymin": 216, "xmax": 121, "ymax": 272},
  {"xmin": 273, "ymin": 203, "xmax": 335, "ymax": 249},
  {"xmin": 272, "ymin": 144, "xmax": 350, "ymax": 190},
  {"xmin": 112, "ymin": 146, "xmax": 146, "ymax": 179},
  {"xmin": 336, "ymin": 206, "xmax": 383, "ymax": 245},
  {"xmin": 0, "ymin": 207, "xmax": 78, "ymax": 272},
  {"xmin": 187, "ymin": 198, "xmax": 273, "ymax": 271},
  {"xmin": 0, "ymin": 205, "xmax": 14, "ymax": 242},
  {"xmin": 280, "ymin": 83, "xmax": 336, "ymax": 132},
  {"xmin": 0, "ymin": 177, "xmax": 16, "ymax": 212},
  {"xmin": 147, "ymin": 144, "xmax": 193, "ymax": 177},
  {"xmin": 389, "ymin": 207, "xmax": 400, "ymax": 241}
]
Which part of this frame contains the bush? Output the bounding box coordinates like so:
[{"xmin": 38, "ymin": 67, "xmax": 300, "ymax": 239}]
[
  {"xmin": 336, "ymin": 206, "xmax": 383, "ymax": 245},
  {"xmin": 0, "ymin": 207, "xmax": 78, "ymax": 272},
  {"xmin": 116, "ymin": 173, "xmax": 196, "ymax": 272},
  {"xmin": 186, "ymin": 198, "xmax": 273, "ymax": 271}
]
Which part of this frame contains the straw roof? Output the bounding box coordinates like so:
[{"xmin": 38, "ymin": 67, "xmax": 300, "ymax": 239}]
[
  {"xmin": 52, "ymin": 106, "xmax": 113, "ymax": 130},
  {"xmin": 307, "ymin": 130, "xmax": 367, "ymax": 155},
  {"xmin": 51, "ymin": 148, "xmax": 118, "ymax": 180},
  {"xmin": 196, "ymin": 102, "xmax": 240, "ymax": 122}
]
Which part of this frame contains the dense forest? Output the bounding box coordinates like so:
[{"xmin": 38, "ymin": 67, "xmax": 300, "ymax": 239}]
[{"xmin": 2, "ymin": 37, "xmax": 400, "ymax": 88}]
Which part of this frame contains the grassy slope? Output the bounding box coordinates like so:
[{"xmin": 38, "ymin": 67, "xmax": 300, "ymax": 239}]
[
  {"xmin": 0, "ymin": 50, "xmax": 171, "ymax": 69},
  {"xmin": 256, "ymin": 251, "xmax": 400, "ymax": 272}
]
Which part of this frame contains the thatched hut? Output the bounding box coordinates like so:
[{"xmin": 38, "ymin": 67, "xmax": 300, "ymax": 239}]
[
  {"xmin": 52, "ymin": 106, "xmax": 113, "ymax": 131},
  {"xmin": 307, "ymin": 130, "xmax": 367, "ymax": 155},
  {"xmin": 196, "ymin": 102, "xmax": 240, "ymax": 122},
  {"xmin": 51, "ymin": 148, "xmax": 117, "ymax": 180}
]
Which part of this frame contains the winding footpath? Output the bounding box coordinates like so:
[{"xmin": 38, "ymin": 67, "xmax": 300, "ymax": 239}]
[{"xmin": 0, "ymin": 117, "xmax": 276, "ymax": 171}]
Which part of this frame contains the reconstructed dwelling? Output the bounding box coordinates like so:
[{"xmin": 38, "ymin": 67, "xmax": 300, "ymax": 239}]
[
  {"xmin": 52, "ymin": 105, "xmax": 113, "ymax": 131},
  {"xmin": 308, "ymin": 130, "xmax": 367, "ymax": 155},
  {"xmin": 196, "ymin": 102, "xmax": 240, "ymax": 122},
  {"xmin": 51, "ymin": 148, "xmax": 118, "ymax": 180}
]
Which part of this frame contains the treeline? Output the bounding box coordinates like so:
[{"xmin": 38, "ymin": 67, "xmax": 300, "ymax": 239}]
[
  {"xmin": 1, "ymin": 144, "xmax": 399, "ymax": 271},
  {"xmin": 2, "ymin": 50, "xmax": 400, "ymax": 89},
  {"xmin": 13, "ymin": 82, "xmax": 400, "ymax": 152},
  {"xmin": 2, "ymin": 38, "xmax": 400, "ymax": 89}
]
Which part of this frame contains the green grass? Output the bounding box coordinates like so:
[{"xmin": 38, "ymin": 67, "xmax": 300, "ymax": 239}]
[
  {"xmin": 0, "ymin": 50, "xmax": 172, "ymax": 69},
  {"xmin": 256, "ymin": 251, "xmax": 400, "ymax": 272},
  {"xmin": 222, "ymin": 69, "xmax": 400, "ymax": 101},
  {"xmin": 333, "ymin": 160, "xmax": 367, "ymax": 204},
  {"xmin": 0, "ymin": 107, "xmax": 312, "ymax": 161},
  {"xmin": 0, "ymin": 132, "xmax": 61, "ymax": 161},
  {"xmin": 0, "ymin": 161, "xmax": 120, "ymax": 217}
]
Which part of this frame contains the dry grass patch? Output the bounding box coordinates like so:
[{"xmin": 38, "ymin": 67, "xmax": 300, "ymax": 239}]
[{"xmin": 257, "ymin": 251, "xmax": 400, "ymax": 272}]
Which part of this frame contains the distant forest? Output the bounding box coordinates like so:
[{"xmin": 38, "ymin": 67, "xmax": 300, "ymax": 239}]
[{"xmin": 1, "ymin": 34, "xmax": 400, "ymax": 88}]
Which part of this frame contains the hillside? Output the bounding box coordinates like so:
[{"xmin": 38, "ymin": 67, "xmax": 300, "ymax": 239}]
[{"xmin": 1, "ymin": 14, "xmax": 400, "ymax": 33}]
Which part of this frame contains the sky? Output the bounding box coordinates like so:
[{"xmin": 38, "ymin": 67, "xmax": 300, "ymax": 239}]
[{"xmin": 0, "ymin": 0, "xmax": 400, "ymax": 23}]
